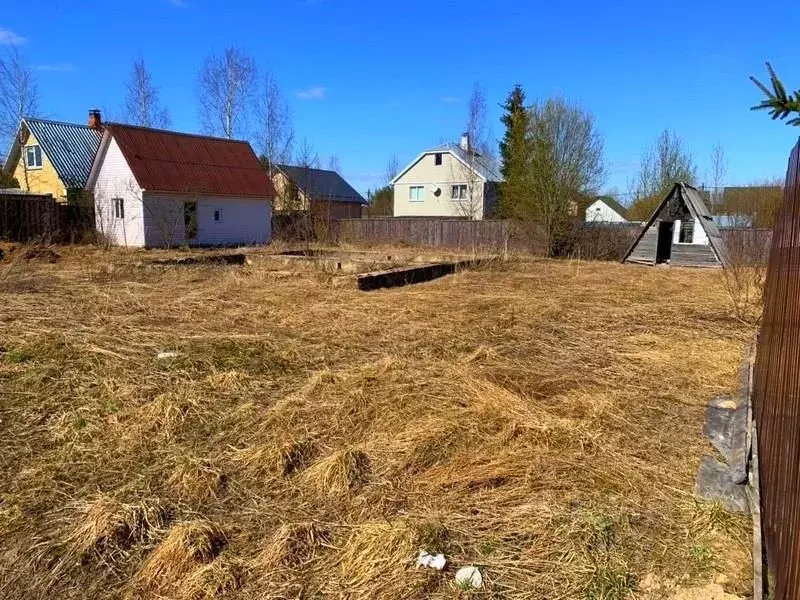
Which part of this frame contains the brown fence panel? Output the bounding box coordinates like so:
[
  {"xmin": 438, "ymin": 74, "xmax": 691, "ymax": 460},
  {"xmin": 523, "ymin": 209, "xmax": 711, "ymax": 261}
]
[
  {"xmin": 328, "ymin": 218, "xmax": 646, "ymax": 259},
  {"xmin": 0, "ymin": 194, "xmax": 95, "ymax": 243},
  {"xmin": 753, "ymin": 139, "xmax": 800, "ymax": 599}
]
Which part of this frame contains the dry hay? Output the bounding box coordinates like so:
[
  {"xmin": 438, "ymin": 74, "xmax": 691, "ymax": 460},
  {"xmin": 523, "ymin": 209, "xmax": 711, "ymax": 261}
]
[
  {"xmin": 128, "ymin": 519, "xmax": 228, "ymax": 598},
  {"xmin": 337, "ymin": 521, "xmax": 421, "ymax": 597},
  {"xmin": 0, "ymin": 247, "xmax": 755, "ymax": 599},
  {"xmin": 60, "ymin": 495, "xmax": 168, "ymax": 566},
  {"xmin": 254, "ymin": 521, "xmax": 334, "ymax": 569},
  {"xmin": 300, "ymin": 447, "xmax": 372, "ymax": 496}
]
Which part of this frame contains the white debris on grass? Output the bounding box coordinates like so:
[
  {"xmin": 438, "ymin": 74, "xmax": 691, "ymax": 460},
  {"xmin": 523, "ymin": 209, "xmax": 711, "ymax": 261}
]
[
  {"xmin": 415, "ymin": 550, "xmax": 446, "ymax": 570},
  {"xmin": 455, "ymin": 566, "xmax": 483, "ymax": 589},
  {"xmin": 156, "ymin": 352, "xmax": 180, "ymax": 360}
]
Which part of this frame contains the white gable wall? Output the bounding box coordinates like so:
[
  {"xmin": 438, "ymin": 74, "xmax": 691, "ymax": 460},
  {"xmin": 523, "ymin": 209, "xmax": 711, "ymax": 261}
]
[
  {"xmin": 393, "ymin": 151, "xmax": 487, "ymax": 219},
  {"xmin": 673, "ymin": 219, "xmax": 710, "ymax": 245},
  {"xmin": 585, "ymin": 199, "xmax": 627, "ymax": 223},
  {"xmin": 144, "ymin": 193, "xmax": 272, "ymax": 247},
  {"xmin": 91, "ymin": 137, "xmax": 145, "ymax": 247}
]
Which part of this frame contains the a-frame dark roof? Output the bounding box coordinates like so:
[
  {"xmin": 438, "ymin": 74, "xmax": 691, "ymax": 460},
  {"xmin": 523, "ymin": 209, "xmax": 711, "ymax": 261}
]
[{"xmin": 622, "ymin": 183, "xmax": 730, "ymax": 267}]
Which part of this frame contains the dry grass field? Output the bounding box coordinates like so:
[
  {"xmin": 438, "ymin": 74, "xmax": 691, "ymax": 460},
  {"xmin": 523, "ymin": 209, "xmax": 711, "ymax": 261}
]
[{"xmin": 0, "ymin": 246, "xmax": 753, "ymax": 599}]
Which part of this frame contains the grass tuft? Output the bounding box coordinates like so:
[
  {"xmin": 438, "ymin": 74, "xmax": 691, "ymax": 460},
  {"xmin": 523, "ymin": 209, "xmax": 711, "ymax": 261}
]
[
  {"xmin": 301, "ymin": 448, "xmax": 372, "ymax": 496},
  {"xmin": 129, "ymin": 519, "xmax": 227, "ymax": 597},
  {"xmin": 255, "ymin": 522, "xmax": 333, "ymax": 569}
]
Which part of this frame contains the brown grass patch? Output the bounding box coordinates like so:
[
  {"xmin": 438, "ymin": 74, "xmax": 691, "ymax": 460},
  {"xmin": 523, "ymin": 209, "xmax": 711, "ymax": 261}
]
[
  {"xmin": 0, "ymin": 248, "xmax": 754, "ymax": 598},
  {"xmin": 301, "ymin": 447, "xmax": 372, "ymax": 496},
  {"xmin": 61, "ymin": 495, "xmax": 169, "ymax": 564},
  {"xmin": 128, "ymin": 519, "xmax": 227, "ymax": 597},
  {"xmin": 255, "ymin": 522, "xmax": 334, "ymax": 569}
]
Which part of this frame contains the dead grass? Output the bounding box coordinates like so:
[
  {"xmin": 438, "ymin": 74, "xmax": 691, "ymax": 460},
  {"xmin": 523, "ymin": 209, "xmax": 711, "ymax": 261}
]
[
  {"xmin": 128, "ymin": 519, "xmax": 228, "ymax": 598},
  {"xmin": 0, "ymin": 246, "xmax": 754, "ymax": 599}
]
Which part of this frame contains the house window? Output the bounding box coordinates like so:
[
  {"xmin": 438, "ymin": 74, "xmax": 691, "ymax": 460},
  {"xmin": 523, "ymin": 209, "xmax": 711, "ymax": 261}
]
[
  {"xmin": 434, "ymin": 153, "xmax": 443, "ymax": 166},
  {"xmin": 451, "ymin": 184, "xmax": 467, "ymax": 200},
  {"xmin": 214, "ymin": 209, "xmax": 223, "ymax": 223},
  {"xmin": 679, "ymin": 218, "xmax": 694, "ymax": 243},
  {"xmin": 184, "ymin": 202, "xmax": 198, "ymax": 239},
  {"xmin": 25, "ymin": 145, "xmax": 42, "ymax": 169},
  {"xmin": 112, "ymin": 198, "xmax": 124, "ymax": 219},
  {"xmin": 409, "ymin": 186, "xmax": 424, "ymax": 202}
]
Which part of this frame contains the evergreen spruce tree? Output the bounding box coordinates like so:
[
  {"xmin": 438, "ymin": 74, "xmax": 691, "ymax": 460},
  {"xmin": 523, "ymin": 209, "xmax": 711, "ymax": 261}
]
[
  {"xmin": 751, "ymin": 63, "xmax": 800, "ymax": 125},
  {"xmin": 498, "ymin": 85, "xmax": 532, "ymax": 217}
]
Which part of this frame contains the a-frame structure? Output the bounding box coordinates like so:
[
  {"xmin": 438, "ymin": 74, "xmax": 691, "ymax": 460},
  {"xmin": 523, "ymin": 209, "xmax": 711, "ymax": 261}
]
[{"xmin": 622, "ymin": 183, "xmax": 729, "ymax": 268}]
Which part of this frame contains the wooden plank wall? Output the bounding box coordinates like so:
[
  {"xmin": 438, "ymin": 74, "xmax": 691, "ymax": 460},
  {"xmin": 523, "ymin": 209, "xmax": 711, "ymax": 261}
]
[
  {"xmin": 670, "ymin": 243, "xmax": 721, "ymax": 267},
  {"xmin": 626, "ymin": 227, "xmax": 658, "ymax": 264},
  {"xmin": 0, "ymin": 194, "xmax": 95, "ymax": 243}
]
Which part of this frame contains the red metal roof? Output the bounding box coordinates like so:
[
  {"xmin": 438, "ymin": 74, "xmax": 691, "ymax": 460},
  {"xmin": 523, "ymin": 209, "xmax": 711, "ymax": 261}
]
[{"xmin": 104, "ymin": 123, "xmax": 276, "ymax": 198}]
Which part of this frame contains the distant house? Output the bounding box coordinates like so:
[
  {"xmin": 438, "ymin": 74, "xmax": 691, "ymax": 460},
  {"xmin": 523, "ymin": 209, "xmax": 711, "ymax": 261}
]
[
  {"xmin": 712, "ymin": 214, "xmax": 753, "ymax": 228},
  {"xmin": 392, "ymin": 133, "xmax": 500, "ymax": 220},
  {"xmin": 85, "ymin": 123, "xmax": 275, "ymax": 248},
  {"xmin": 623, "ymin": 183, "xmax": 729, "ymax": 268},
  {"xmin": 271, "ymin": 165, "xmax": 366, "ymax": 219},
  {"xmin": 2, "ymin": 111, "xmax": 103, "ymax": 200},
  {"xmin": 585, "ymin": 196, "xmax": 628, "ymax": 223}
]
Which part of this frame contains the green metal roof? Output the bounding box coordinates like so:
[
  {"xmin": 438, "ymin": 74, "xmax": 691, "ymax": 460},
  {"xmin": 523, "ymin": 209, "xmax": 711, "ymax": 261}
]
[{"xmin": 11, "ymin": 118, "xmax": 102, "ymax": 189}]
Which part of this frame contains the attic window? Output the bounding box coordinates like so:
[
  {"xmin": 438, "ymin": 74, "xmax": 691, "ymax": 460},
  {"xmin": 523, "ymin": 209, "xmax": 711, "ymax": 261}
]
[
  {"xmin": 434, "ymin": 153, "xmax": 443, "ymax": 166},
  {"xmin": 25, "ymin": 145, "xmax": 42, "ymax": 169},
  {"xmin": 679, "ymin": 218, "xmax": 694, "ymax": 243},
  {"xmin": 214, "ymin": 209, "xmax": 223, "ymax": 223}
]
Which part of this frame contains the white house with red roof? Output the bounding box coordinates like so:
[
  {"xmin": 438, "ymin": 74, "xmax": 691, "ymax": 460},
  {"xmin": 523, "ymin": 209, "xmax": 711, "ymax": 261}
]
[{"xmin": 85, "ymin": 122, "xmax": 276, "ymax": 248}]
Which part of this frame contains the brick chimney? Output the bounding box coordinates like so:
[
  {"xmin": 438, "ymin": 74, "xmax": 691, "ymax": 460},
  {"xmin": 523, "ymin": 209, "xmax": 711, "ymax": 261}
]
[
  {"xmin": 88, "ymin": 109, "xmax": 102, "ymax": 130},
  {"xmin": 460, "ymin": 132, "xmax": 470, "ymax": 152}
]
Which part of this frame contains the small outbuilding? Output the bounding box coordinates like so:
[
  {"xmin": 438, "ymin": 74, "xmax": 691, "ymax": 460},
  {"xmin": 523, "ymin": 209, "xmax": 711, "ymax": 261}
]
[
  {"xmin": 622, "ymin": 183, "xmax": 729, "ymax": 268},
  {"xmin": 86, "ymin": 123, "xmax": 275, "ymax": 248}
]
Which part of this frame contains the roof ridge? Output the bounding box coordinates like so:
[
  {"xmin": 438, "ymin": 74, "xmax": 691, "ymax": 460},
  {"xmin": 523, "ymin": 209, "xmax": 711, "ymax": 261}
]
[
  {"xmin": 105, "ymin": 122, "xmax": 251, "ymax": 144},
  {"xmin": 24, "ymin": 116, "xmax": 92, "ymax": 129},
  {"xmin": 277, "ymin": 163, "xmax": 341, "ymax": 175}
]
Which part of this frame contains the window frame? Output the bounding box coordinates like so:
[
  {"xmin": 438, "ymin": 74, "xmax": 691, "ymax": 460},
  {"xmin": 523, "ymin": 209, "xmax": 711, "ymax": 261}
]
[
  {"xmin": 678, "ymin": 218, "xmax": 695, "ymax": 244},
  {"xmin": 112, "ymin": 198, "xmax": 125, "ymax": 220},
  {"xmin": 451, "ymin": 184, "xmax": 467, "ymax": 200},
  {"xmin": 434, "ymin": 153, "xmax": 443, "ymax": 166},
  {"xmin": 409, "ymin": 186, "xmax": 424, "ymax": 202},
  {"xmin": 24, "ymin": 145, "xmax": 42, "ymax": 170},
  {"xmin": 213, "ymin": 209, "xmax": 223, "ymax": 223}
]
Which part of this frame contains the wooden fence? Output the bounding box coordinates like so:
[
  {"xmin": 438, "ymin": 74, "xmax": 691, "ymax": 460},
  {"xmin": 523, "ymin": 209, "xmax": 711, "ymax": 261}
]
[
  {"xmin": 752, "ymin": 139, "xmax": 800, "ymax": 599},
  {"xmin": 327, "ymin": 218, "xmax": 773, "ymax": 262},
  {"xmin": 0, "ymin": 193, "xmax": 95, "ymax": 243}
]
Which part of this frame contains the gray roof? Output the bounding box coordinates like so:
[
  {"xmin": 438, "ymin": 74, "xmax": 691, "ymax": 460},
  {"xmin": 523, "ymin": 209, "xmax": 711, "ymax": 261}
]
[
  {"xmin": 276, "ymin": 164, "xmax": 366, "ymax": 204},
  {"xmin": 3, "ymin": 118, "xmax": 102, "ymax": 188},
  {"xmin": 595, "ymin": 195, "xmax": 627, "ymax": 217},
  {"xmin": 713, "ymin": 214, "xmax": 753, "ymax": 228},
  {"xmin": 427, "ymin": 143, "xmax": 501, "ymax": 182}
]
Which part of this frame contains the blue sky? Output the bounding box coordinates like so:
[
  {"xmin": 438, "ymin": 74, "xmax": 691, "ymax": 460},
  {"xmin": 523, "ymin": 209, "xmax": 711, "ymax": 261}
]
[{"xmin": 2, "ymin": 0, "xmax": 800, "ymax": 201}]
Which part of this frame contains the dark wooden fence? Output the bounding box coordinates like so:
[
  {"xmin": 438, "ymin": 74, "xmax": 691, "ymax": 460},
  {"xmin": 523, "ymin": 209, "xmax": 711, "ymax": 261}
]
[
  {"xmin": 327, "ymin": 217, "xmax": 771, "ymax": 262},
  {"xmin": 752, "ymin": 139, "xmax": 800, "ymax": 599},
  {"xmin": 329, "ymin": 218, "xmax": 644, "ymax": 257},
  {"xmin": 0, "ymin": 193, "xmax": 94, "ymax": 243}
]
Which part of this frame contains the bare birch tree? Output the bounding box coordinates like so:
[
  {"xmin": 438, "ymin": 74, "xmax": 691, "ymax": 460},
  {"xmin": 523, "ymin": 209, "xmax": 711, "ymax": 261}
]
[
  {"xmin": 710, "ymin": 142, "xmax": 727, "ymax": 205},
  {"xmin": 384, "ymin": 154, "xmax": 399, "ymax": 185},
  {"xmin": 327, "ymin": 154, "xmax": 341, "ymax": 174},
  {"xmin": 254, "ymin": 70, "xmax": 293, "ymax": 175},
  {"xmin": 0, "ymin": 47, "xmax": 38, "ymax": 141},
  {"xmin": 0, "ymin": 47, "xmax": 39, "ymax": 188},
  {"xmin": 452, "ymin": 83, "xmax": 493, "ymax": 219},
  {"xmin": 197, "ymin": 47, "xmax": 257, "ymax": 139},
  {"xmin": 627, "ymin": 130, "xmax": 696, "ymax": 221},
  {"xmin": 122, "ymin": 59, "xmax": 171, "ymax": 128}
]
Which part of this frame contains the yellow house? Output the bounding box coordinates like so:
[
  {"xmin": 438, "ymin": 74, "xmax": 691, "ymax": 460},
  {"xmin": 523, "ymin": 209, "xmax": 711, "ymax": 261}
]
[{"xmin": 2, "ymin": 111, "xmax": 103, "ymax": 201}]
